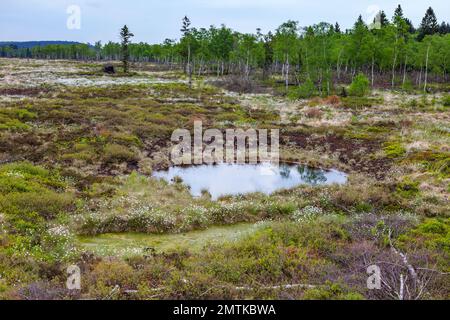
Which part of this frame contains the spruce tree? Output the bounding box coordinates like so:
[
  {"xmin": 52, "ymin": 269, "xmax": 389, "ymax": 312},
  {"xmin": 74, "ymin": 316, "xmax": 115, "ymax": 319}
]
[
  {"xmin": 405, "ymin": 18, "xmax": 415, "ymax": 33},
  {"xmin": 374, "ymin": 11, "xmax": 389, "ymax": 28},
  {"xmin": 438, "ymin": 22, "xmax": 450, "ymax": 34},
  {"xmin": 180, "ymin": 16, "xmax": 193, "ymax": 88},
  {"xmin": 379, "ymin": 11, "xmax": 389, "ymax": 27},
  {"xmin": 120, "ymin": 25, "xmax": 134, "ymax": 73},
  {"xmin": 394, "ymin": 5, "xmax": 404, "ymax": 20},
  {"xmin": 418, "ymin": 7, "xmax": 439, "ymax": 41},
  {"xmin": 181, "ymin": 16, "xmax": 191, "ymax": 36},
  {"xmin": 335, "ymin": 22, "xmax": 341, "ymax": 33},
  {"xmin": 356, "ymin": 15, "xmax": 365, "ymax": 27}
]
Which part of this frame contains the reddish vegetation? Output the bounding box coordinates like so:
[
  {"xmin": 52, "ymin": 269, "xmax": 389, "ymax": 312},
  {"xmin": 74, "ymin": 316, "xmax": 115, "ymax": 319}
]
[
  {"xmin": 0, "ymin": 87, "xmax": 50, "ymax": 96},
  {"xmin": 324, "ymin": 95, "xmax": 341, "ymax": 106},
  {"xmin": 304, "ymin": 108, "xmax": 323, "ymax": 119}
]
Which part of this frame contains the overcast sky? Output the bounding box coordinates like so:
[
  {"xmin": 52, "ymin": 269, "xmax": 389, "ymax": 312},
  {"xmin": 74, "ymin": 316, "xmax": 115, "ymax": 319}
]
[{"xmin": 1, "ymin": 0, "xmax": 448, "ymax": 43}]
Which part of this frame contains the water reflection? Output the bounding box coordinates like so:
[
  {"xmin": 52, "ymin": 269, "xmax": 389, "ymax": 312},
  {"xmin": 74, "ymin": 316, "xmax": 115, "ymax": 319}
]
[
  {"xmin": 153, "ymin": 163, "xmax": 347, "ymax": 200},
  {"xmin": 297, "ymin": 166, "xmax": 327, "ymax": 185}
]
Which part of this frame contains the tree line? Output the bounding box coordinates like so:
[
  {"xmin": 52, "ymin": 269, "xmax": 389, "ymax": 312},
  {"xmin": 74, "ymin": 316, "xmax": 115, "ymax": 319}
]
[{"xmin": 2, "ymin": 5, "xmax": 449, "ymax": 89}]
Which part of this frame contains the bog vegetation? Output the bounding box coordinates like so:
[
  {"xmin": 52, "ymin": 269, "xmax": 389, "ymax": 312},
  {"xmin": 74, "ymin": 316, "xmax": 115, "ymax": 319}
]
[{"xmin": 0, "ymin": 4, "xmax": 448, "ymax": 300}]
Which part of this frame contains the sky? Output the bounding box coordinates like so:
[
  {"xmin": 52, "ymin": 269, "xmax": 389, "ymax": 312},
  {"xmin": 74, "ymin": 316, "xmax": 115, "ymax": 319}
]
[{"xmin": 1, "ymin": 0, "xmax": 448, "ymax": 44}]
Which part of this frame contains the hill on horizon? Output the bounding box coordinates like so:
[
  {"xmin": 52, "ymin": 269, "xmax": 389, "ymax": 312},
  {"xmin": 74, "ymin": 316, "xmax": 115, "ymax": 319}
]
[{"xmin": 0, "ymin": 41, "xmax": 85, "ymax": 49}]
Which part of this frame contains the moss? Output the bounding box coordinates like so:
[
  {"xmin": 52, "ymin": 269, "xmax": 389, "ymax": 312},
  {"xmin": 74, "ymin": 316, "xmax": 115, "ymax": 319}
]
[
  {"xmin": 0, "ymin": 114, "xmax": 29, "ymax": 131},
  {"xmin": 384, "ymin": 141, "xmax": 406, "ymax": 159},
  {"xmin": 216, "ymin": 111, "xmax": 248, "ymax": 123},
  {"xmin": 396, "ymin": 178, "xmax": 420, "ymax": 198},
  {"xmin": 344, "ymin": 124, "xmax": 390, "ymax": 140},
  {"xmin": 14, "ymin": 109, "xmax": 37, "ymax": 121}
]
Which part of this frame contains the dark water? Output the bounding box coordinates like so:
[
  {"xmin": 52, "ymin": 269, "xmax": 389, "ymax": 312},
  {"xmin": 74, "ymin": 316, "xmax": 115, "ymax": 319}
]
[{"xmin": 153, "ymin": 163, "xmax": 347, "ymax": 200}]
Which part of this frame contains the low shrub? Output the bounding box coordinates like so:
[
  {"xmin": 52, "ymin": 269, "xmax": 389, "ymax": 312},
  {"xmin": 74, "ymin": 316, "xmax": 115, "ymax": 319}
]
[
  {"xmin": 288, "ymin": 78, "xmax": 316, "ymax": 100},
  {"xmin": 0, "ymin": 162, "xmax": 66, "ymax": 194},
  {"xmin": 348, "ymin": 73, "xmax": 370, "ymax": 97},
  {"xmin": 398, "ymin": 218, "xmax": 450, "ymax": 256},
  {"xmin": 324, "ymin": 95, "xmax": 341, "ymax": 106},
  {"xmin": 341, "ymin": 97, "xmax": 381, "ymax": 108},
  {"xmin": 103, "ymin": 144, "xmax": 138, "ymax": 164},
  {"xmin": 0, "ymin": 192, "xmax": 74, "ymax": 220},
  {"xmin": 0, "ymin": 116, "xmax": 29, "ymax": 131},
  {"xmin": 303, "ymin": 282, "xmax": 364, "ymax": 300},
  {"xmin": 304, "ymin": 108, "xmax": 323, "ymax": 119},
  {"xmin": 87, "ymin": 260, "xmax": 138, "ymax": 299},
  {"xmin": 442, "ymin": 95, "xmax": 450, "ymax": 107}
]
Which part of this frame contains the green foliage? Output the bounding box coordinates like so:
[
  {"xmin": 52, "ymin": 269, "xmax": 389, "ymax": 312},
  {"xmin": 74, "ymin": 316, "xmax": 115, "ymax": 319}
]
[
  {"xmin": 120, "ymin": 25, "xmax": 134, "ymax": 73},
  {"xmin": 398, "ymin": 218, "xmax": 450, "ymax": 255},
  {"xmin": 0, "ymin": 114, "xmax": 29, "ymax": 131},
  {"xmin": 348, "ymin": 73, "xmax": 370, "ymax": 97},
  {"xmin": 396, "ymin": 178, "xmax": 420, "ymax": 198},
  {"xmin": 418, "ymin": 7, "xmax": 439, "ymax": 41},
  {"xmin": 0, "ymin": 163, "xmax": 77, "ymax": 266},
  {"xmin": 288, "ymin": 78, "xmax": 316, "ymax": 99},
  {"xmin": 103, "ymin": 143, "xmax": 138, "ymax": 164},
  {"xmin": 341, "ymin": 96, "xmax": 380, "ymax": 108},
  {"xmin": 401, "ymin": 78, "xmax": 414, "ymax": 92},
  {"xmin": 303, "ymin": 282, "xmax": 364, "ymax": 300},
  {"xmin": 407, "ymin": 151, "xmax": 450, "ymax": 178},
  {"xmin": 384, "ymin": 141, "xmax": 406, "ymax": 158},
  {"xmin": 266, "ymin": 201, "xmax": 297, "ymax": 217},
  {"xmin": 0, "ymin": 162, "xmax": 65, "ymax": 194},
  {"xmin": 442, "ymin": 95, "xmax": 450, "ymax": 107},
  {"xmin": 0, "ymin": 163, "xmax": 73, "ymax": 221},
  {"xmin": 1, "ymin": 192, "xmax": 74, "ymax": 220}
]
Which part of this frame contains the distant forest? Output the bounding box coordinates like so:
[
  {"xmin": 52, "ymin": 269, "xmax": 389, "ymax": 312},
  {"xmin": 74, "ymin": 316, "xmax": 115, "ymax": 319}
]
[
  {"xmin": 2, "ymin": 5, "xmax": 449, "ymax": 88},
  {"xmin": 0, "ymin": 41, "xmax": 83, "ymax": 49}
]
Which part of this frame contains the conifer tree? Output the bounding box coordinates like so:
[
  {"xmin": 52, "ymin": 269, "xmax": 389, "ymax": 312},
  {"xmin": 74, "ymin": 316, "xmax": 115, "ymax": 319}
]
[
  {"xmin": 335, "ymin": 22, "xmax": 341, "ymax": 33},
  {"xmin": 120, "ymin": 25, "xmax": 134, "ymax": 73},
  {"xmin": 394, "ymin": 5, "xmax": 404, "ymax": 20},
  {"xmin": 418, "ymin": 7, "xmax": 439, "ymax": 41},
  {"xmin": 181, "ymin": 16, "xmax": 193, "ymax": 88}
]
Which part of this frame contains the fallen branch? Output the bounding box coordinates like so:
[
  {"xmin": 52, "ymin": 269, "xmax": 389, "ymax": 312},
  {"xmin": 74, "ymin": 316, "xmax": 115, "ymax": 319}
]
[
  {"xmin": 234, "ymin": 284, "xmax": 317, "ymax": 291},
  {"xmin": 388, "ymin": 229, "xmax": 418, "ymax": 282}
]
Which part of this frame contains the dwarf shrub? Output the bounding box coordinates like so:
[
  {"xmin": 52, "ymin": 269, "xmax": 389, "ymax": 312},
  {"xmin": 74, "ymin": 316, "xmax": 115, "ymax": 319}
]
[{"xmin": 349, "ymin": 73, "xmax": 370, "ymax": 97}]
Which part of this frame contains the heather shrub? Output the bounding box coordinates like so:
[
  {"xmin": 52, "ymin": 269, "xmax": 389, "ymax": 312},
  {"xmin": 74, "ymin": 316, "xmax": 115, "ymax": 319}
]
[{"xmin": 103, "ymin": 143, "xmax": 138, "ymax": 163}]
